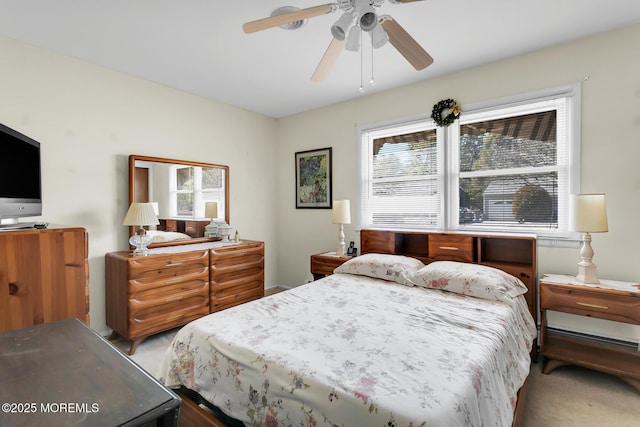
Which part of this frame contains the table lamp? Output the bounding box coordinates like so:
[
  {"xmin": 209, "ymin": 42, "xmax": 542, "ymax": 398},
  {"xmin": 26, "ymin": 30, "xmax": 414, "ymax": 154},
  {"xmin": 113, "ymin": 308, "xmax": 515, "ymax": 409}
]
[
  {"xmin": 569, "ymin": 193, "xmax": 608, "ymax": 284},
  {"xmin": 123, "ymin": 202, "xmax": 159, "ymax": 256},
  {"xmin": 204, "ymin": 202, "xmax": 218, "ymax": 237},
  {"xmin": 332, "ymin": 200, "xmax": 351, "ymax": 256}
]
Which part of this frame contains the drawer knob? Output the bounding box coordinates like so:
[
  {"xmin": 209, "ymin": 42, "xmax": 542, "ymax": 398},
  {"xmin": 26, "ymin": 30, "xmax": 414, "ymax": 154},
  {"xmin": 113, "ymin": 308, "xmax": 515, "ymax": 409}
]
[
  {"xmin": 576, "ymin": 302, "xmax": 608, "ymax": 310},
  {"xmin": 439, "ymin": 246, "xmax": 459, "ymax": 251},
  {"xmin": 165, "ymin": 262, "xmax": 183, "ymax": 267}
]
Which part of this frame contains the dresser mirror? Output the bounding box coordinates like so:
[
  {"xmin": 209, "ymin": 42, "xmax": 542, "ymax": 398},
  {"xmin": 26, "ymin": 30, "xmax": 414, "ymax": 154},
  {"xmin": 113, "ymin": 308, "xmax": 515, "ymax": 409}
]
[{"xmin": 129, "ymin": 154, "xmax": 229, "ymax": 247}]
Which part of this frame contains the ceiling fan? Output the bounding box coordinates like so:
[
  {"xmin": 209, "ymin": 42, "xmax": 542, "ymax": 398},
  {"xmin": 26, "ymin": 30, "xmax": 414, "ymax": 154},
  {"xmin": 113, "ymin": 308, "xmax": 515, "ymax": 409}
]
[{"xmin": 242, "ymin": 0, "xmax": 434, "ymax": 82}]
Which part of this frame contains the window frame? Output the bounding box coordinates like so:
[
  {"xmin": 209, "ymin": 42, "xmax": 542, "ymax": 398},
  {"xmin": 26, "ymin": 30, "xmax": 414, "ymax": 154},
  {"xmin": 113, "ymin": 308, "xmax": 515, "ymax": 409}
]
[
  {"xmin": 169, "ymin": 165, "xmax": 226, "ymax": 219},
  {"xmin": 357, "ymin": 83, "xmax": 582, "ymax": 242}
]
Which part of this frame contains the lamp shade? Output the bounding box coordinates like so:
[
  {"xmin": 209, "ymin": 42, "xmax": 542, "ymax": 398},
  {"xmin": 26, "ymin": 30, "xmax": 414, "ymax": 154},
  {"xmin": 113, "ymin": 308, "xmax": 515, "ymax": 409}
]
[
  {"xmin": 123, "ymin": 202, "xmax": 159, "ymax": 227},
  {"xmin": 569, "ymin": 194, "xmax": 608, "ymax": 232},
  {"xmin": 332, "ymin": 200, "xmax": 351, "ymax": 224},
  {"xmin": 205, "ymin": 202, "xmax": 218, "ymax": 219}
]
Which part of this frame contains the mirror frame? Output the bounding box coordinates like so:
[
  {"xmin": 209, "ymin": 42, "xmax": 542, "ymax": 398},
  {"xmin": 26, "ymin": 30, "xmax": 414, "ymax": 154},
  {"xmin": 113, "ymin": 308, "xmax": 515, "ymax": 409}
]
[{"xmin": 128, "ymin": 154, "xmax": 230, "ymax": 247}]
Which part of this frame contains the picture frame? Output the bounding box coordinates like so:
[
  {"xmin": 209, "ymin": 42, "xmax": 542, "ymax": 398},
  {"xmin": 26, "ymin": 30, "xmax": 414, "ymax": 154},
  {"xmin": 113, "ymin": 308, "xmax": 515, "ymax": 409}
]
[{"xmin": 295, "ymin": 147, "xmax": 332, "ymax": 209}]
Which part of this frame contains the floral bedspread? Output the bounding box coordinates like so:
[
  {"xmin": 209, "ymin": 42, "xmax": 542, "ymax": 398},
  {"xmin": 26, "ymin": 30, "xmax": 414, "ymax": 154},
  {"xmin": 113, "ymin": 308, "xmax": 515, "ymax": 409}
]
[{"xmin": 158, "ymin": 273, "xmax": 535, "ymax": 427}]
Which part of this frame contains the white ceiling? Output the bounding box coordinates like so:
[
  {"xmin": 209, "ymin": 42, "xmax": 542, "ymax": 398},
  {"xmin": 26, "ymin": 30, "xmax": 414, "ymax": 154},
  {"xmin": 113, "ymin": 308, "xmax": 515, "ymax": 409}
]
[{"xmin": 1, "ymin": 0, "xmax": 639, "ymax": 118}]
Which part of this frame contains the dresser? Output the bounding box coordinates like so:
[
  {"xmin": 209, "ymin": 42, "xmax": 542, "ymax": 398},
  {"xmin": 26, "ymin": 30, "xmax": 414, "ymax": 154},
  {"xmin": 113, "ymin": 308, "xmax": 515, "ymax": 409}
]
[
  {"xmin": 106, "ymin": 240, "xmax": 264, "ymax": 354},
  {"xmin": 0, "ymin": 226, "xmax": 89, "ymax": 332}
]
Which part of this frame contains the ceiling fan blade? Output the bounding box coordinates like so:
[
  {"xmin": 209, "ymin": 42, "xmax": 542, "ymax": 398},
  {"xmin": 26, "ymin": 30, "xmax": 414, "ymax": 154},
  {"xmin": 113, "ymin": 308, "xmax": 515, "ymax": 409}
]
[
  {"xmin": 243, "ymin": 4, "xmax": 336, "ymax": 34},
  {"xmin": 381, "ymin": 17, "xmax": 433, "ymax": 70},
  {"xmin": 311, "ymin": 38, "xmax": 346, "ymax": 82}
]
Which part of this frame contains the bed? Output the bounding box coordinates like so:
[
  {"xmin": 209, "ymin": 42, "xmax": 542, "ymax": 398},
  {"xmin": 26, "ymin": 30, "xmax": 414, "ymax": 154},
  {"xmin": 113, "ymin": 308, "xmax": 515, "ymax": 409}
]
[{"xmin": 157, "ymin": 233, "xmax": 537, "ymax": 427}]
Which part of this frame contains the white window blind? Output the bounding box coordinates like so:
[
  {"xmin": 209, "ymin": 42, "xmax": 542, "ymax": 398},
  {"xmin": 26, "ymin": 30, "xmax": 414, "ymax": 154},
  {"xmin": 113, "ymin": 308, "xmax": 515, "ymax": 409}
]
[
  {"xmin": 359, "ymin": 85, "xmax": 579, "ymax": 238},
  {"xmin": 360, "ymin": 121, "xmax": 441, "ymax": 229}
]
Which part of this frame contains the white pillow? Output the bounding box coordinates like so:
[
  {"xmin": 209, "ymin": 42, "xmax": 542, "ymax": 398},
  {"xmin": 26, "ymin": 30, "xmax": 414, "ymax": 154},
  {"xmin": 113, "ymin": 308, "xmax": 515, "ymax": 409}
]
[
  {"xmin": 408, "ymin": 261, "xmax": 528, "ymax": 304},
  {"xmin": 333, "ymin": 253, "xmax": 425, "ymax": 286},
  {"xmin": 146, "ymin": 230, "xmax": 192, "ymax": 243}
]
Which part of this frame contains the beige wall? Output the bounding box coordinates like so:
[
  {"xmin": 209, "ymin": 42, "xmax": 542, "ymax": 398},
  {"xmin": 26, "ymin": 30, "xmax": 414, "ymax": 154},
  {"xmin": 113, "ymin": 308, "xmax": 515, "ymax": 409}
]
[
  {"xmin": 276, "ymin": 24, "xmax": 640, "ymax": 341},
  {"xmin": 2, "ymin": 24, "xmax": 639, "ymax": 341},
  {"xmin": 0, "ymin": 36, "xmax": 279, "ymax": 334}
]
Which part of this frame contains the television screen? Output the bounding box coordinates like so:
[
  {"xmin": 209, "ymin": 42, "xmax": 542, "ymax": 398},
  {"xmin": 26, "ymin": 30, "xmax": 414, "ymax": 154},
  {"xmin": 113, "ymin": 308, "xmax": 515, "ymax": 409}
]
[{"xmin": 0, "ymin": 123, "xmax": 42, "ymax": 226}]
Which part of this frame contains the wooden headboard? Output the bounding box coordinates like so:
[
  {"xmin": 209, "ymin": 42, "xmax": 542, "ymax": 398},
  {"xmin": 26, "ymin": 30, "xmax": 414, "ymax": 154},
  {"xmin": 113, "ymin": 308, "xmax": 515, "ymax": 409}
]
[{"xmin": 360, "ymin": 229, "xmax": 538, "ymax": 326}]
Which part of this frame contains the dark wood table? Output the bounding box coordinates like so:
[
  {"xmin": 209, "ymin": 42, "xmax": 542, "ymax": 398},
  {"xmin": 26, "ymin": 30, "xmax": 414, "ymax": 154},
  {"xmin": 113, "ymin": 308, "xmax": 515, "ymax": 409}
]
[{"xmin": 0, "ymin": 318, "xmax": 180, "ymax": 426}]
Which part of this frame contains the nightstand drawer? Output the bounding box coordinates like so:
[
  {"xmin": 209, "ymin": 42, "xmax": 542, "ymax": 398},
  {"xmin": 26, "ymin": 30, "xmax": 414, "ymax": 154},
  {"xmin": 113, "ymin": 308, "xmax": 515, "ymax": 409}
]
[
  {"xmin": 311, "ymin": 254, "xmax": 350, "ymax": 276},
  {"xmin": 428, "ymin": 234, "xmax": 474, "ymax": 262},
  {"xmin": 540, "ymin": 283, "xmax": 640, "ymax": 325}
]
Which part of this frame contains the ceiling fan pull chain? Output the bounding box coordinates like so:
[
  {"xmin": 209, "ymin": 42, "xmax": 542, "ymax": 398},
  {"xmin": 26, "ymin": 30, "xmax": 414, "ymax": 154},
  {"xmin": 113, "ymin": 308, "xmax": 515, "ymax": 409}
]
[
  {"xmin": 370, "ymin": 32, "xmax": 376, "ymax": 86},
  {"xmin": 359, "ymin": 42, "xmax": 365, "ymax": 93}
]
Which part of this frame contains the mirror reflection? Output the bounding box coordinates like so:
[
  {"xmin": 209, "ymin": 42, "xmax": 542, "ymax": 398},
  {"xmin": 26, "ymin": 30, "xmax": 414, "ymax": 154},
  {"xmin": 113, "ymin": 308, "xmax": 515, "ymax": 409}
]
[{"xmin": 129, "ymin": 155, "xmax": 230, "ymax": 247}]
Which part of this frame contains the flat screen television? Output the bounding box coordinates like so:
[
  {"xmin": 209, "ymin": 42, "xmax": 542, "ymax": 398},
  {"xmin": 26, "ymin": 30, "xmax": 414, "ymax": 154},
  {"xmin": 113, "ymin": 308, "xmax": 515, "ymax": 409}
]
[{"xmin": 0, "ymin": 122, "xmax": 42, "ymax": 229}]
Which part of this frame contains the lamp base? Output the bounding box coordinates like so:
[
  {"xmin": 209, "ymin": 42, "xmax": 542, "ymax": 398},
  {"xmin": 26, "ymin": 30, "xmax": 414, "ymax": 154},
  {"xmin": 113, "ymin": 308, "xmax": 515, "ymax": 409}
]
[
  {"xmin": 576, "ymin": 262, "xmax": 599, "ymax": 284},
  {"xmin": 336, "ymin": 223, "xmax": 345, "ymax": 256},
  {"xmin": 129, "ymin": 232, "xmax": 153, "ymax": 257},
  {"xmin": 575, "ymin": 231, "xmax": 599, "ymax": 284}
]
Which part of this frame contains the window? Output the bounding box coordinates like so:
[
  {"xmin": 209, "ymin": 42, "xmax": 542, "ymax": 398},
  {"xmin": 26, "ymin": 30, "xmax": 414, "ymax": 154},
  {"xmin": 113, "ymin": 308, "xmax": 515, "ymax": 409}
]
[
  {"xmin": 170, "ymin": 165, "xmax": 225, "ymax": 218},
  {"xmin": 358, "ymin": 85, "xmax": 580, "ymax": 238}
]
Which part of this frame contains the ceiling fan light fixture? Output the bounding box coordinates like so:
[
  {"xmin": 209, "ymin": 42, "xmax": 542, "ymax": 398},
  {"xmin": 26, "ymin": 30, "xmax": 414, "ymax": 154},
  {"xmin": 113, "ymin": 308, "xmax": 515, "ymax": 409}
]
[
  {"xmin": 331, "ymin": 11, "xmax": 356, "ymax": 41},
  {"xmin": 370, "ymin": 22, "xmax": 389, "ymax": 48},
  {"xmin": 345, "ymin": 25, "xmax": 361, "ymax": 52},
  {"xmin": 359, "ymin": 7, "xmax": 378, "ymax": 32}
]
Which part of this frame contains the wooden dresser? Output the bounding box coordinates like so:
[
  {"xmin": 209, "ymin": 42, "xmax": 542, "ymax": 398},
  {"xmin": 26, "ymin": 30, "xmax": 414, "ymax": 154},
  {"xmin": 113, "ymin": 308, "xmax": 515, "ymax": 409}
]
[
  {"xmin": 0, "ymin": 226, "xmax": 89, "ymax": 332},
  {"xmin": 106, "ymin": 240, "xmax": 264, "ymax": 354}
]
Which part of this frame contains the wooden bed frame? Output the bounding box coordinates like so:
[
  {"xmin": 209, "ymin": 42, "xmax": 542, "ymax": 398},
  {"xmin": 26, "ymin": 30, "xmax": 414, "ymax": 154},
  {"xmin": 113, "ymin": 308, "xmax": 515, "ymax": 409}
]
[{"xmin": 176, "ymin": 228, "xmax": 538, "ymax": 427}]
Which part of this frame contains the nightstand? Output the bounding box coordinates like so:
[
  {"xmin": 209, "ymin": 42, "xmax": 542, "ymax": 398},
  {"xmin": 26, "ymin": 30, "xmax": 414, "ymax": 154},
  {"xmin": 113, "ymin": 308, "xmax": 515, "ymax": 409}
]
[
  {"xmin": 539, "ymin": 274, "xmax": 640, "ymax": 391},
  {"xmin": 310, "ymin": 252, "xmax": 351, "ymax": 280}
]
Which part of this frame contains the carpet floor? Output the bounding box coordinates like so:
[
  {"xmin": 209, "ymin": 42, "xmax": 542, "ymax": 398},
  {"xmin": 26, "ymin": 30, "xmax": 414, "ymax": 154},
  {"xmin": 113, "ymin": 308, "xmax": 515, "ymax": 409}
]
[{"xmin": 112, "ymin": 329, "xmax": 640, "ymax": 426}]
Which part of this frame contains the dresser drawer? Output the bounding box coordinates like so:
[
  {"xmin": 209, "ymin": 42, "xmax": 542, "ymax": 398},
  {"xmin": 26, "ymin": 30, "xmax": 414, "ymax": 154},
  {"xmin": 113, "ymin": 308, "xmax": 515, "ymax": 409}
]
[
  {"xmin": 540, "ymin": 283, "xmax": 640, "ymax": 325},
  {"xmin": 127, "ymin": 250, "xmax": 210, "ymax": 281},
  {"xmin": 128, "ymin": 291, "xmax": 209, "ymax": 338},
  {"xmin": 210, "ymin": 270, "xmax": 264, "ymax": 295},
  {"xmin": 210, "ymin": 282, "xmax": 265, "ymax": 312},
  {"xmin": 210, "ymin": 257, "xmax": 263, "ymax": 283},
  {"xmin": 428, "ymin": 234, "xmax": 474, "ymax": 262},
  {"xmin": 129, "ymin": 279, "xmax": 209, "ymax": 303},
  {"xmin": 210, "ymin": 242, "xmax": 264, "ymax": 265}
]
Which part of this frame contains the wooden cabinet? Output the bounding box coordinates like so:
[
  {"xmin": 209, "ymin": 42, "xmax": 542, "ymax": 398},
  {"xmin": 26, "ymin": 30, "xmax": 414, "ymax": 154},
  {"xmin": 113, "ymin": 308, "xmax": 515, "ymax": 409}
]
[
  {"xmin": 360, "ymin": 229, "xmax": 537, "ymax": 323},
  {"xmin": 310, "ymin": 253, "xmax": 351, "ymax": 280},
  {"xmin": 0, "ymin": 226, "xmax": 89, "ymax": 332},
  {"xmin": 539, "ymin": 274, "xmax": 640, "ymax": 391},
  {"xmin": 106, "ymin": 240, "xmax": 264, "ymax": 354},
  {"xmin": 210, "ymin": 241, "xmax": 264, "ymax": 312}
]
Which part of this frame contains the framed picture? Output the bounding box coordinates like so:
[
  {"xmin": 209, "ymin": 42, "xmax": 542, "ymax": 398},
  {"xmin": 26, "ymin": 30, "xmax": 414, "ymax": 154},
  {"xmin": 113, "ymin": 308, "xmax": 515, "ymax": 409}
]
[{"xmin": 295, "ymin": 147, "xmax": 332, "ymax": 209}]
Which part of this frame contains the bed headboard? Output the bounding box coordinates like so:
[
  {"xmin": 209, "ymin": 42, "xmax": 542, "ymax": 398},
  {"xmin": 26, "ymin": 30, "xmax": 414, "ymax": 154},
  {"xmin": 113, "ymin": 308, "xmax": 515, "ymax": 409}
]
[{"xmin": 360, "ymin": 229, "xmax": 537, "ymax": 324}]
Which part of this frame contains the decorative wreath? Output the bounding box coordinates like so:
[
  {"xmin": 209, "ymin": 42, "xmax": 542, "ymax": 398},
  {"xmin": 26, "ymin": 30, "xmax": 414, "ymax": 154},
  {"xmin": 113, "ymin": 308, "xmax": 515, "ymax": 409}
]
[{"xmin": 431, "ymin": 98, "xmax": 461, "ymax": 127}]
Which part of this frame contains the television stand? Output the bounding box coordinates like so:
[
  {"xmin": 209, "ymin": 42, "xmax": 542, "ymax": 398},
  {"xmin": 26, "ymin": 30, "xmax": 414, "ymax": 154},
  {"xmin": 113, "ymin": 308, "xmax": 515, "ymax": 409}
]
[{"xmin": 0, "ymin": 221, "xmax": 37, "ymax": 230}]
